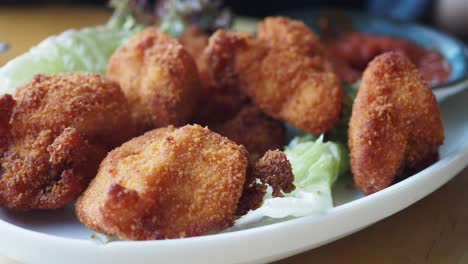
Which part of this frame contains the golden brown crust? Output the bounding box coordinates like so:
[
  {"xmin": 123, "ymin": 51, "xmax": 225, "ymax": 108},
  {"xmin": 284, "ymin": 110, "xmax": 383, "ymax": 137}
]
[
  {"xmin": 235, "ymin": 165, "xmax": 266, "ymax": 217},
  {"xmin": 203, "ymin": 17, "xmax": 342, "ymax": 134},
  {"xmin": 204, "ymin": 30, "xmax": 254, "ymax": 90},
  {"xmin": 348, "ymin": 52, "xmax": 444, "ymax": 194},
  {"xmin": 192, "ymin": 30, "xmax": 251, "ymax": 125},
  {"xmin": 76, "ymin": 125, "xmax": 249, "ymax": 240},
  {"xmin": 0, "ymin": 73, "xmax": 134, "ymax": 210},
  {"xmin": 211, "ymin": 104, "xmax": 285, "ymax": 162},
  {"xmin": 253, "ymin": 150, "xmax": 295, "ymax": 197},
  {"xmin": 193, "ymin": 87, "xmax": 250, "ymax": 125},
  {"xmin": 179, "ymin": 26, "xmax": 209, "ymax": 67},
  {"xmin": 236, "ymin": 150, "xmax": 295, "ymax": 216},
  {"xmin": 107, "ymin": 27, "xmax": 201, "ymax": 132},
  {"xmin": 0, "ymin": 94, "xmax": 14, "ymax": 153},
  {"xmin": 257, "ymin": 16, "xmax": 334, "ymax": 73},
  {"xmin": 179, "ymin": 25, "xmax": 211, "ymax": 89},
  {"xmin": 180, "ymin": 26, "xmax": 251, "ymax": 125}
]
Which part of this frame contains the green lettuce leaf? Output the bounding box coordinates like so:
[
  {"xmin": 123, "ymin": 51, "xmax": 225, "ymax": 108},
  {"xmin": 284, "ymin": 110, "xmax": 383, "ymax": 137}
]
[
  {"xmin": 0, "ymin": 26, "xmax": 139, "ymax": 95},
  {"xmin": 234, "ymin": 135, "xmax": 348, "ymax": 228}
]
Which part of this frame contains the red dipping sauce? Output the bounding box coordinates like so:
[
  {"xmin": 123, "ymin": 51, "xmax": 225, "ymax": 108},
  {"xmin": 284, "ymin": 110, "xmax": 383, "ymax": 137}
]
[{"xmin": 325, "ymin": 32, "xmax": 451, "ymax": 85}]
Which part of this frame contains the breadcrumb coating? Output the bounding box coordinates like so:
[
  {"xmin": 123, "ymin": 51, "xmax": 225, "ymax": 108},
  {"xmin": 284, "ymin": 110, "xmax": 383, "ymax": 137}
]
[
  {"xmin": 211, "ymin": 105, "xmax": 285, "ymax": 162},
  {"xmin": 258, "ymin": 16, "xmax": 334, "ymax": 73},
  {"xmin": 236, "ymin": 150, "xmax": 295, "ymax": 216},
  {"xmin": 107, "ymin": 27, "xmax": 201, "ymax": 132},
  {"xmin": 179, "ymin": 25, "xmax": 211, "ymax": 89},
  {"xmin": 253, "ymin": 150, "xmax": 295, "ymax": 197},
  {"xmin": 203, "ymin": 17, "xmax": 342, "ymax": 134},
  {"xmin": 76, "ymin": 125, "xmax": 249, "ymax": 240},
  {"xmin": 0, "ymin": 73, "xmax": 134, "ymax": 210},
  {"xmin": 348, "ymin": 52, "xmax": 444, "ymax": 194},
  {"xmin": 180, "ymin": 26, "xmax": 250, "ymax": 125}
]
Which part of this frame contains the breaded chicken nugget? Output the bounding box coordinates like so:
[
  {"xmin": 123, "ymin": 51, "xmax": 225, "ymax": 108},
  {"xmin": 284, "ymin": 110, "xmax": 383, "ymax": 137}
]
[
  {"xmin": 0, "ymin": 73, "xmax": 134, "ymax": 210},
  {"xmin": 204, "ymin": 19, "xmax": 342, "ymax": 134},
  {"xmin": 236, "ymin": 150, "xmax": 295, "ymax": 216},
  {"xmin": 179, "ymin": 26, "xmax": 209, "ymax": 68},
  {"xmin": 193, "ymin": 85, "xmax": 250, "ymax": 124},
  {"xmin": 179, "ymin": 26, "xmax": 250, "ymax": 125},
  {"xmin": 259, "ymin": 17, "xmax": 362, "ymax": 83},
  {"xmin": 107, "ymin": 27, "xmax": 201, "ymax": 132},
  {"xmin": 76, "ymin": 125, "xmax": 249, "ymax": 240},
  {"xmin": 211, "ymin": 105, "xmax": 285, "ymax": 162},
  {"xmin": 257, "ymin": 16, "xmax": 334, "ymax": 72},
  {"xmin": 179, "ymin": 25, "xmax": 211, "ymax": 88},
  {"xmin": 348, "ymin": 52, "xmax": 444, "ymax": 194}
]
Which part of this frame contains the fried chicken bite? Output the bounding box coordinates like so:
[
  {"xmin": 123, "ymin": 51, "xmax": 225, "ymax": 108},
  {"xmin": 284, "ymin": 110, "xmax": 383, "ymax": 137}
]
[
  {"xmin": 204, "ymin": 17, "xmax": 342, "ymax": 134},
  {"xmin": 211, "ymin": 104, "xmax": 285, "ymax": 162},
  {"xmin": 260, "ymin": 16, "xmax": 362, "ymax": 83},
  {"xmin": 348, "ymin": 52, "xmax": 444, "ymax": 194},
  {"xmin": 236, "ymin": 150, "xmax": 295, "ymax": 216},
  {"xmin": 76, "ymin": 125, "xmax": 249, "ymax": 240},
  {"xmin": 257, "ymin": 16, "xmax": 333, "ymax": 72},
  {"xmin": 107, "ymin": 27, "xmax": 201, "ymax": 132},
  {"xmin": 193, "ymin": 85, "xmax": 249, "ymax": 125},
  {"xmin": 179, "ymin": 25, "xmax": 250, "ymax": 125},
  {"xmin": 179, "ymin": 26, "xmax": 209, "ymax": 67},
  {"xmin": 0, "ymin": 73, "xmax": 134, "ymax": 210},
  {"xmin": 179, "ymin": 25, "xmax": 211, "ymax": 87}
]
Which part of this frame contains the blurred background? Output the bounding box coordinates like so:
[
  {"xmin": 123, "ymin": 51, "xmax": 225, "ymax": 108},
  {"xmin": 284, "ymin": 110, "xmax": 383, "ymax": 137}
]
[
  {"xmin": 0, "ymin": 1, "xmax": 468, "ymax": 264},
  {"xmin": 0, "ymin": 0, "xmax": 467, "ymax": 39},
  {"xmin": 0, "ymin": 0, "xmax": 467, "ymax": 65}
]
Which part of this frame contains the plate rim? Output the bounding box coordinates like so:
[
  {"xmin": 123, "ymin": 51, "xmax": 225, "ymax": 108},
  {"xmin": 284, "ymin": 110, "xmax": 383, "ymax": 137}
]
[
  {"xmin": 1, "ymin": 11, "xmax": 468, "ymax": 264},
  {"xmin": 0, "ymin": 142, "xmax": 467, "ymax": 264}
]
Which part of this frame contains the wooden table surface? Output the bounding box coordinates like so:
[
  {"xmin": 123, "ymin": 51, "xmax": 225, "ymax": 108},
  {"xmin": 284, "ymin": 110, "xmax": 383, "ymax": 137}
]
[{"xmin": 0, "ymin": 5, "xmax": 467, "ymax": 264}]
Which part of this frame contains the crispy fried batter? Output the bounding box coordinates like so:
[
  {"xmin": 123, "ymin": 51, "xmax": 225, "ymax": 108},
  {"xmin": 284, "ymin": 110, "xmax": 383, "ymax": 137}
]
[
  {"xmin": 192, "ymin": 80, "xmax": 249, "ymax": 125},
  {"xmin": 235, "ymin": 165, "xmax": 265, "ymax": 217},
  {"xmin": 236, "ymin": 150, "xmax": 295, "ymax": 216},
  {"xmin": 203, "ymin": 17, "xmax": 342, "ymax": 134},
  {"xmin": 193, "ymin": 87, "xmax": 249, "ymax": 125},
  {"xmin": 181, "ymin": 26, "xmax": 243, "ymax": 123},
  {"xmin": 179, "ymin": 26, "xmax": 209, "ymax": 68},
  {"xmin": 76, "ymin": 125, "xmax": 249, "ymax": 240},
  {"xmin": 107, "ymin": 27, "xmax": 201, "ymax": 132},
  {"xmin": 180, "ymin": 26, "xmax": 250, "ymax": 124},
  {"xmin": 203, "ymin": 30, "xmax": 252, "ymax": 90},
  {"xmin": 260, "ymin": 16, "xmax": 361, "ymax": 83},
  {"xmin": 348, "ymin": 52, "xmax": 444, "ymax": 194},
  {"xmin": 191, "ymin": 30, "xmax": 250, "ymax": 125},
  {"xmin": 0, "ymin": 73, "xmax": 134, "ymax": 210},
  {"xmin": 0, "ymin": 94, "xmax": 14, "ymax": 153},
  {"xmin": 258, "ymin": 17, "xmax": 333, "ymax": 72},
  {"xmin": 211, "ymin": 104, "xmax": 285, "ymax": 162},
  {"xmin": 253, "ymin": 150, "xmax": 295, "ymax": 197},
  {"xmin": 179, "ymin": 25, "xmax": 211, "ymax": 88}
]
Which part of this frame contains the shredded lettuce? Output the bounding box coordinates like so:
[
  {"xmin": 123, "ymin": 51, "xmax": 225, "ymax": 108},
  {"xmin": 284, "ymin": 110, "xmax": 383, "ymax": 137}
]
[
  {"xmin": 234, "ymin": 134, "xmax": 348, "ymax": 228},
  {"xmin": 0, "ymin": 26, "xmax": 139, "ymax": 95}
]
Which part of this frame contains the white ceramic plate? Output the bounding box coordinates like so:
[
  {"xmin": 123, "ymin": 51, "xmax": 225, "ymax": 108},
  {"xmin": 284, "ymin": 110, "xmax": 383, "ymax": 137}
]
[{"xmin": 0, "ymin": 87, "xmax": 467, "ymax": 264}]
